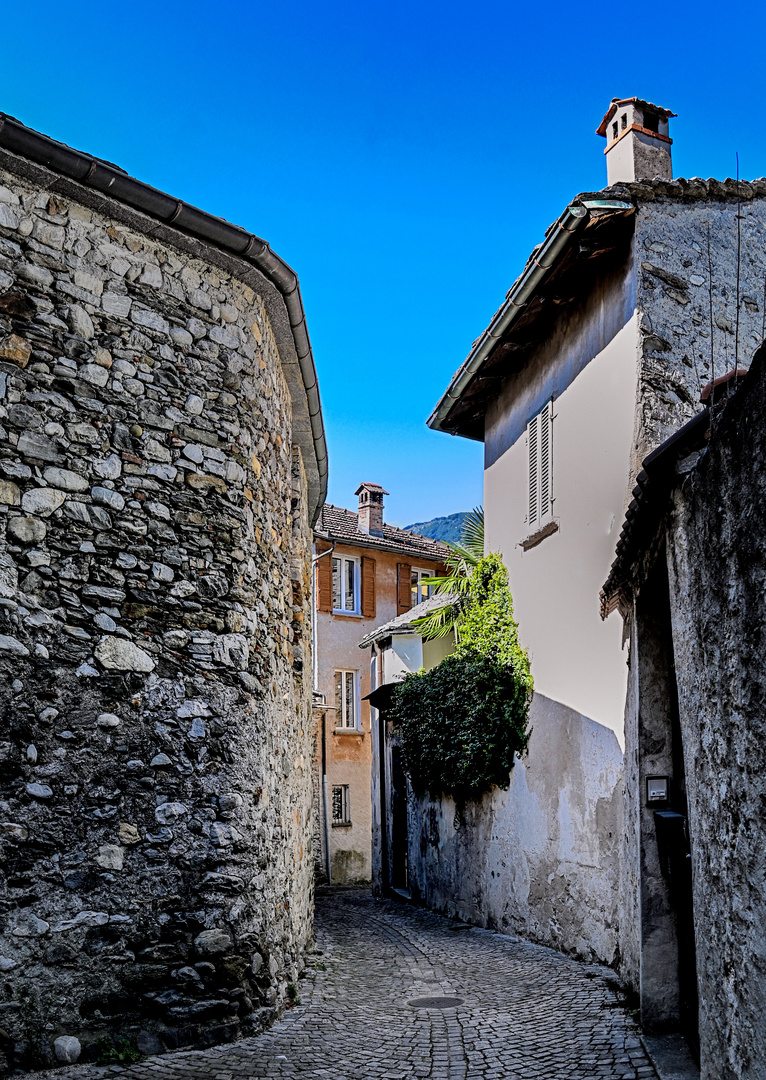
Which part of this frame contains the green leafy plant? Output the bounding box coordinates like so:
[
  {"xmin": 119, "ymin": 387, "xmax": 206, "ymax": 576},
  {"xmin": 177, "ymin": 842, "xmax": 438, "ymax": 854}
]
[
  {"xmin": 412, "ymin": 507, "xmax": 484, "ymax": 640},
  {"xmin": 390, "ymin": 553, "xmax": 532, "ymax": 800},
  {"xmin": 286, "ymin": 983, "xmax": 302, "ymax": 1006},
  {"xmin": 94, "ymin": 1036, "xmax": 142, "ymax": 1065}
]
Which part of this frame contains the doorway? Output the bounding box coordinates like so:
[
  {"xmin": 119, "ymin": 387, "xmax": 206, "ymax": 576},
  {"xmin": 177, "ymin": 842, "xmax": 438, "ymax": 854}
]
[
  {"xmin": 390, "ymin": 742, "xmax": 409, "ymax": 893},
  {"xmin": 636, "ymin": 553, "xmax": 699, "ymax": 1062}
]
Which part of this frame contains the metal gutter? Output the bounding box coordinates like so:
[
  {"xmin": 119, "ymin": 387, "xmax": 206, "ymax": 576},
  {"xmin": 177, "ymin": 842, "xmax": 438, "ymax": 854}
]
[
  {"xmin": 427, "ymin": 200, "xmax": 634, "ymax": 434},
  {"xmin": 0, "ymin": 112, "xmax": 328, "ymax": 519}
]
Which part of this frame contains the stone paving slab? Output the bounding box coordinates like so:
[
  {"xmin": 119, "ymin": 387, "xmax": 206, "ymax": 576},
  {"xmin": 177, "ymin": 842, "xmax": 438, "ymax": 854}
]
[{"xmin": 32, "ymin": 890, "xmax": 658, "ymax": 1080}]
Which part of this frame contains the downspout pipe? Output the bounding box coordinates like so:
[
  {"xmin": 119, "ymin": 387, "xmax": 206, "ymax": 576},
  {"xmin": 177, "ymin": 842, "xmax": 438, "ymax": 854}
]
[
  {"xmin": 321, "ymin": 710, "xmax": 331, "ymax": 885},
  {"xmin": 310, "ymin": 541, "xmax": 335, "ymax": 884},
  {"xmin": 0, "ymin": 113, "xmax": 328, "ymax": 520},
  {"xmin": 427, "ymin": 200, "xmax": 633, "ymax": 433}
]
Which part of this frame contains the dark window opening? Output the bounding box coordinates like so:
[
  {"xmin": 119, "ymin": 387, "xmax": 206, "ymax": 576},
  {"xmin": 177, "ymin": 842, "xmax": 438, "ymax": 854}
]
[
  {"xmin": 621, "ymin": 113, "xmax": 628, "ymax": 130},
  {"xmin": 612, "ymin": 121, "xmax": 619, "ymax": 140},
  {"xmin": 331, "ymin": 784, "xmax": 350, "ymax": 825},
  {"xmin": 643, "ymin": 111, "xmax": 660, "ymax": 133}
]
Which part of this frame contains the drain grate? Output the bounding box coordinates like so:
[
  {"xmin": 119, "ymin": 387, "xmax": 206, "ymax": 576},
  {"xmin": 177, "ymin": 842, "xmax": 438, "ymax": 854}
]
[{"xmin": 407, "ymin": 996, "xmax": 464, "ymax": 1009}]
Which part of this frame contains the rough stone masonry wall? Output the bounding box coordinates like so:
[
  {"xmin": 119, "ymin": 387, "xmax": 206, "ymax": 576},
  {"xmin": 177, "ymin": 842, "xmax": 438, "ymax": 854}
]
[
  {"xmin": 633, "ymin": 183, "xmax": 766, "ymax": 467},
  {"xmin": 0, "ymin": 166, "xmax": 314, "ymax": 1071},
  {"xmin": 664, "ymin": 354, "xmax": 766, "ymax": 1080}
]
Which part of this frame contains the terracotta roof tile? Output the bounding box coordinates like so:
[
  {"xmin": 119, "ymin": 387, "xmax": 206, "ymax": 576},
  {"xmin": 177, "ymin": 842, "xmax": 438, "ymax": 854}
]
[
  {"xmin": 315, "ymin": 503, "xmax": 450, "ymax": 560},
  {"xmin": 596, "ymin": 98, "xmax": 676, "ymax": 137}
]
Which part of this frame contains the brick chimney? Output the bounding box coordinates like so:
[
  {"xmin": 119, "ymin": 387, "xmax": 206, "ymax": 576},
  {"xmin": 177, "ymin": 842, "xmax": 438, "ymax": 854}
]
[
  {"xmin": 355, "ymin": 482, "xmax": 388, "ymax": 536},
  {"xmin": 597, "ymin": 98, "xmax": 676, "ymax": 185}
]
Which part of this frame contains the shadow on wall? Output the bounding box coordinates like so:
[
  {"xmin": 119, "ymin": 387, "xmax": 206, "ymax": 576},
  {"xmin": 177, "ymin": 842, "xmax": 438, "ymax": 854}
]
[{"xmin": 406, "ymin": 693, "xmax": 624, "ymax": 965}]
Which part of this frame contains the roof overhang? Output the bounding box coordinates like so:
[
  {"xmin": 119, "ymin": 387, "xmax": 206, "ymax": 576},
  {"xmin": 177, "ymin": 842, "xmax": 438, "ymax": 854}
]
[
  {"xmin": 427, "ymin": 198, "xmax": 636, "ymax": 441},
  {"xmin": 0, "ymin": 113, "xmax": 328, "ymax": 523}
]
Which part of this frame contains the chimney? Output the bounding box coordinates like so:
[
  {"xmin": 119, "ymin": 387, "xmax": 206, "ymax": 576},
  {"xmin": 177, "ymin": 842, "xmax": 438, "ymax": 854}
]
[
  {"xmin": 596, "ymin": 98, "xmax": 676, "ymax": 186},
  {"xmin": 355, "ymin": 482, "xmax": 388, "ymax": 536}
]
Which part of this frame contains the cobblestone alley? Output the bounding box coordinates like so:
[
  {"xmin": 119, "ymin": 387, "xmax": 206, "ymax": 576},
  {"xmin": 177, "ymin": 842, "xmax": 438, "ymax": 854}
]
[{"xmin": 40, "ymin": 891, "xmax": 657, "ymax": 1080}]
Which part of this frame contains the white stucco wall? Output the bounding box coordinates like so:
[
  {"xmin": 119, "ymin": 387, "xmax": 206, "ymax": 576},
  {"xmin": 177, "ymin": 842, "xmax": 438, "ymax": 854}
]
[
  {"xmin": 407, "ymin": 694, "xmax": 624, "ymax": 964},
  {"xmin": 383, "ymin": 634, "xmax": 423, "ymax": 683},
  {"xmin": 484, "ymin": 314, "xmax": 639, "ymax": 741}
]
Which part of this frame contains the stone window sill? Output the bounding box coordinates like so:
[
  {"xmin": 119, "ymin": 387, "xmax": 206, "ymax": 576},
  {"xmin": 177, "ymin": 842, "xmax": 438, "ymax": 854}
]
[
  {"xmin": 331, "ymin": 821, "xmax": 352, "ymax": 828},
  {"xmin": 521, "ymin": 519, "xmax": 559, "ymax": 551},
  {"xmin": 333, "ymin": 728, "xmax": 364, "ymax": 737},
  {"xmin": 332, "ymin": 611, "xmax": 363, "ymax": 619}
]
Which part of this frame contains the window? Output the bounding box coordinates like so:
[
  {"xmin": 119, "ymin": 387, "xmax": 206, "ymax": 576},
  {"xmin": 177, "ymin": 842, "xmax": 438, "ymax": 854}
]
[
  {"xmin": 612, "ymin": 120, "xmax": 618, "ymax": 141},
  {"xmin": 331, "ymin": 784, "xmax": 351, "ymax": 826},
  {"xmin": 411, "ymin": 568, "xmax": 434, "ymax": 607},
  {"xmin": 332, "ymin": 556, "xmax": 359, "ymax": 613},
  {"xmin": 643, "ymin": 110, "xmax": 659, "ymax": 133},
  {"xmin": 334, "ymin": 669, "xmax": 359, "ymax": 729},
  {"xmin": 621, "ymin": 112, "xmax": 627, "ymax": 131},
  {"xmin": 528, "ymin": 400, "xmax": 553, "ymax": 530}
]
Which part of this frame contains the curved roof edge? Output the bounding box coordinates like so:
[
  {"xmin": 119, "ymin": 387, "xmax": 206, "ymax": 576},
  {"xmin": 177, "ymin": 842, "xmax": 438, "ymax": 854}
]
[
  {"xmin": 427, "ymin": 198, "xmax": 633, "ymax": 436},
  {"xmin": 0, "ymin": 112, "xmax": 328, "ymax": 523}
]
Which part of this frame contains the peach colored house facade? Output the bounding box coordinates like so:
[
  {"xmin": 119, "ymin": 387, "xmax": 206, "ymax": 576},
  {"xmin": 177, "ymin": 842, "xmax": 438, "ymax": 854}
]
[{"xmin": 312, "ymin": 484, "xmax": 447, "ymax": 884}]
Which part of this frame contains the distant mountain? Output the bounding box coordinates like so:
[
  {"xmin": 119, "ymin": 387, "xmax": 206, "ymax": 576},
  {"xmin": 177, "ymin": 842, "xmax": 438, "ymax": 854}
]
[{"xmin": 404, "ymin": 512, "xmax": 468, "ymax": 545}]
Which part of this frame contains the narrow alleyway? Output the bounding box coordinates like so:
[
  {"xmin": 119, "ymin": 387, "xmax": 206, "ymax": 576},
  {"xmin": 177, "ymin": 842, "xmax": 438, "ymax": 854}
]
[{"xmin": 44, "ymin": 891, "xmax": 657, "ymax": 1080}]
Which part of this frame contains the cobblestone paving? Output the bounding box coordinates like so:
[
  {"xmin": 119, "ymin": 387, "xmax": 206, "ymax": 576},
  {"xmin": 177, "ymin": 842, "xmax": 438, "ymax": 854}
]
[{"xmin": 41, "ymin": 890, "xmax": 657, "ymax": 1080}]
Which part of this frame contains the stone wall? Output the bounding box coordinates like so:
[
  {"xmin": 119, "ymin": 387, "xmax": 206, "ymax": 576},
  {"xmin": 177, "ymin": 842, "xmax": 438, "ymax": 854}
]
[
  {"xmin": 633, "ymin": 185, "xmax": 766, "ymax": 467},
  {"xmin": 405, "ymin": 694, "xmax": 623, "ymax": 966},
  {"xmin": 664, "ymin": 355, "xmax": 766, "ymax": 1079},
  {"xmin": 0, "ymin": 163, "xmax": 314, "ymax": 1070}
]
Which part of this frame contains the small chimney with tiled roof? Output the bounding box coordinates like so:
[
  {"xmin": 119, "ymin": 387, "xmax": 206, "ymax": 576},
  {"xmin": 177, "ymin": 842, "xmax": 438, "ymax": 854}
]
[
  {"xmin": 355, "ymin": 482, "xmax": 388, "ymax": 536},
  {"xmin": 597, "ymin": 97, "xmax": 676, "ymax": 186}
]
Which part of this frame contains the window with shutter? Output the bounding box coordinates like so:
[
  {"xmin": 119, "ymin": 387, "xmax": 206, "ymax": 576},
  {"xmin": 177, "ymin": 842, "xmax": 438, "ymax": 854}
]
[
  {"xmin": 527, "ymin": 400, "xmax": 553, "ymax": 528},
  {"xmin": 331, "ymin": 555, "xmax": 360, "ymax": 614},
  {"xmin": 315, "ymin": 544, "xmax": 333, "ymax": 613},
  {"xmin": 411, "ymin": 568, "xmax": 435, "ymax": 607},
  {"xmin": 361, "ymin": 556, "xmax": 376, "ymax": 619},
  {"xmin": 397, "ymin": 562, "xmax": 412, "ymax": 615}
]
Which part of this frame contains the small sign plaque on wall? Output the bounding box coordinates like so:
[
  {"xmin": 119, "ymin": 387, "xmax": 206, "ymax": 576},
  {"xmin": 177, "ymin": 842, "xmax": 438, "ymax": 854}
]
[{"xmin": 646, "ymin": 775, "xmax": 669, "ymax": 806}]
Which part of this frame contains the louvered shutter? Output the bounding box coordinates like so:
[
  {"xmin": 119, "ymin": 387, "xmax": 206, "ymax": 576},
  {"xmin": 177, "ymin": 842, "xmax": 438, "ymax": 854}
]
[
  {"xmin": 539, "ymin": 400, "xmax": 552, "ymax": 520},
  {"xmin": 316, "ymin": 544, "xmax": 333, "ymax": 613},
  {"xmin": 528, "ymin": 414, "xmax": 539, "ymax": 528},
  {"xmin": 528, "ymin": 401, "xmax": 552, "ymax": 528},
  {"xmin": 361, "ymin": 556, "xmax": 376, "ymax": 618},
  {"xmin": 397, "ymin": 562, "xmax": 411, "ymax": 615}
]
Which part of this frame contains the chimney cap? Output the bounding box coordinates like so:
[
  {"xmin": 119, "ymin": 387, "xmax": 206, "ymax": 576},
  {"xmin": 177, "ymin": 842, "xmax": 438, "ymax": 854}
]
[
  {"xmin": 354, "ymin": 482, "xmax": 389, "ymax": 496},
  {"xmin": 596, "ymin": 97, "xmax": 676, "ymax": 138}
]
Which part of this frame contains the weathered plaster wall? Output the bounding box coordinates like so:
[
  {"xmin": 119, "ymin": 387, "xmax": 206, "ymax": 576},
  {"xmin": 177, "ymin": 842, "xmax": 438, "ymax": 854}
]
[
  {"xmin": 406, "ymin": 694, "xmax": 623, "ymax": 965},
  {"xmin": 0, "ymin": 166, "xmax": 314, "ymax": 1070},
  {"xmin": 664, "ymin": 358, "xmax": 766, "ymax": 1080}
]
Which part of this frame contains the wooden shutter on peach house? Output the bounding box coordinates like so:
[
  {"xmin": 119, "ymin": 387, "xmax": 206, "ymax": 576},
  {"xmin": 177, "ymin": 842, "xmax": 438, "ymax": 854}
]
[
  {"xmin": 361, "ymin": 556, "xmax": 376, "ymax": 619},
  {"xmin": 316, "ymin": 544, "xmax": 333, "ymax": 613},
  {"xmin": 397, "ymin": 562, "xmax": 411, "ymax": 615}
]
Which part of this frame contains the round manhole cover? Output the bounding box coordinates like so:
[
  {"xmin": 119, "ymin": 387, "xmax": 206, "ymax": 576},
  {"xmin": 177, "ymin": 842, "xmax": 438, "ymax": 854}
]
[{"xmin": 408, "ymin": 996, "xmax": 464, "ymax": 1009}]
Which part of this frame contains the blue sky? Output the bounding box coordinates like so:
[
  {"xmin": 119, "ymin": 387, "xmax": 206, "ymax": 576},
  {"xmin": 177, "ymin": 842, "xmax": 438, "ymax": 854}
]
[{"xmin": 2, "ymin": 2, "xmax": 765, "ymax": 525}]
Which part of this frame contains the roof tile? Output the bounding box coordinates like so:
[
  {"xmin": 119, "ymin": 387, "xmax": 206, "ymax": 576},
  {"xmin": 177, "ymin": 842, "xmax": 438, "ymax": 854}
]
[{"xmin": 315, "ymin": 503, "xmax": 450, "ymax": 560}]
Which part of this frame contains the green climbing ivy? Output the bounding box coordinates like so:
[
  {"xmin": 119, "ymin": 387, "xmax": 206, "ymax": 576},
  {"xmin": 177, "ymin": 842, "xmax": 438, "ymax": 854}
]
[{"xmin": 389, "ymin": 554, "xmax": 532, "ymax": 800}]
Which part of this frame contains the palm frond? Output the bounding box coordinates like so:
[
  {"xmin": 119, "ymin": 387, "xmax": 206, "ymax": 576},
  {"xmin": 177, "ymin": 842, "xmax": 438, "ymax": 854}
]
[
  {"xmin": 411, "ymin": 602, "xmax": 459, "ymax": 639},
  {"xmin": 460, "ymin": 507, "xmax": 484, "ymax": 561},
  {"xmin": 414, "ymin": 507, "xmax": 484, "ymax": 642}
]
